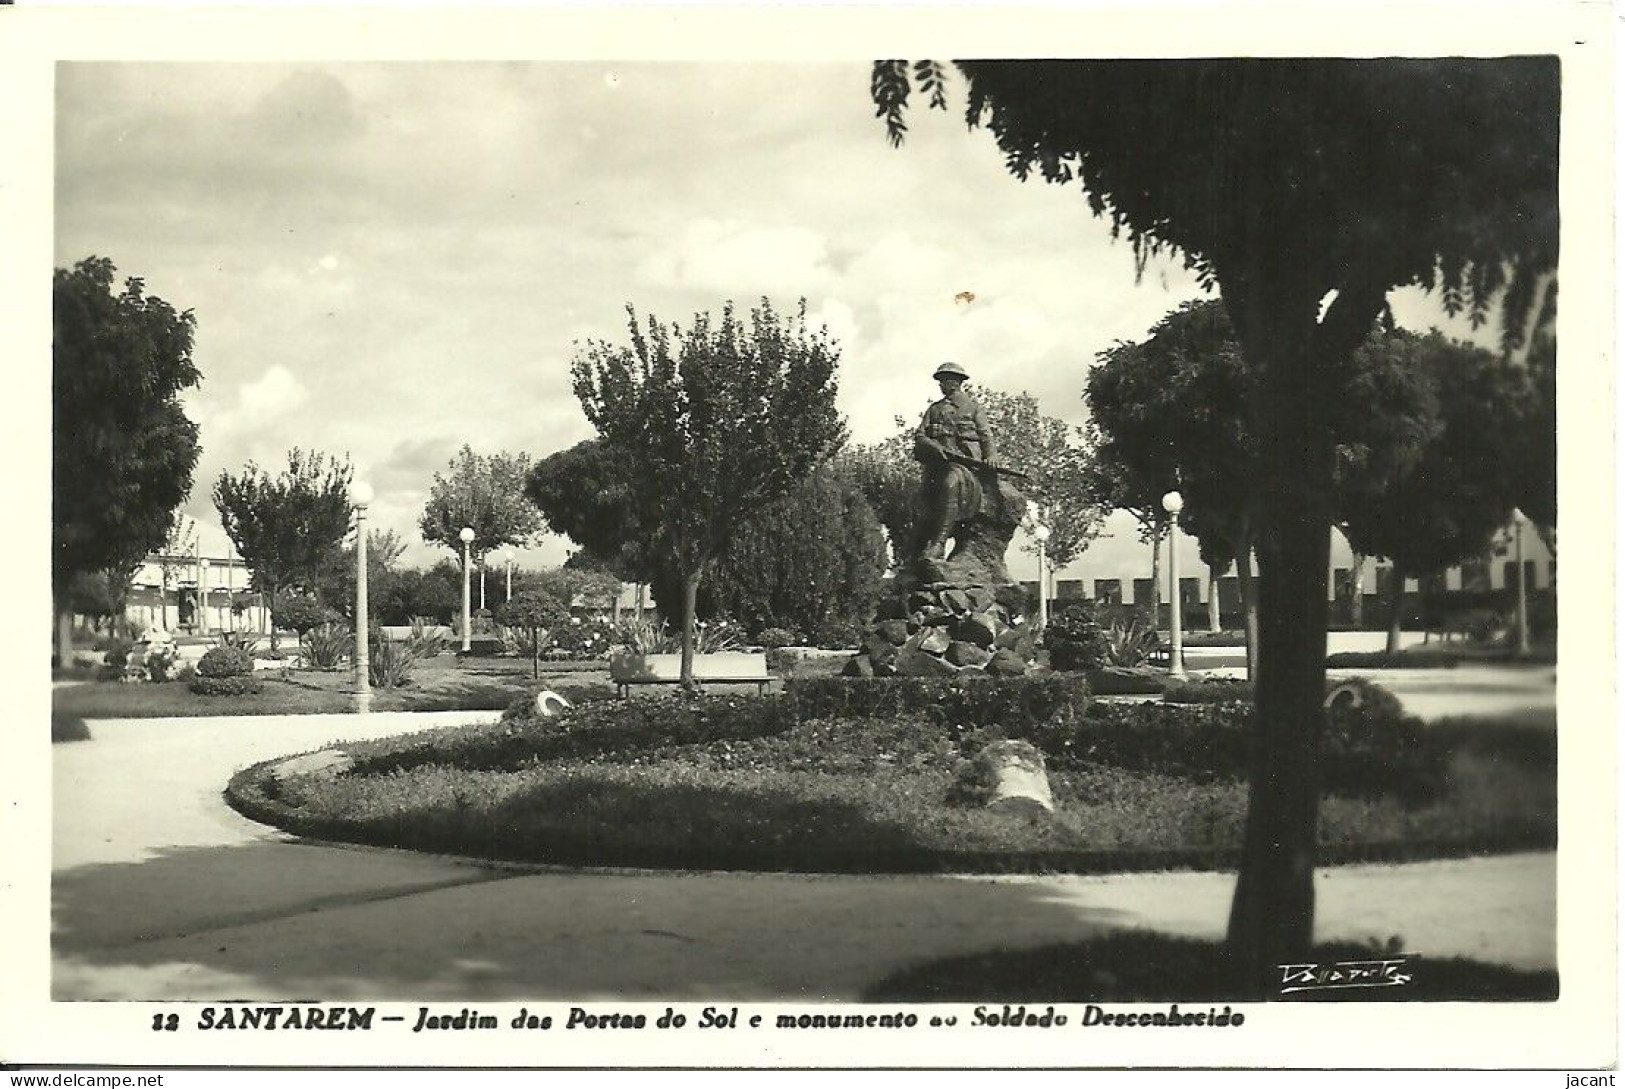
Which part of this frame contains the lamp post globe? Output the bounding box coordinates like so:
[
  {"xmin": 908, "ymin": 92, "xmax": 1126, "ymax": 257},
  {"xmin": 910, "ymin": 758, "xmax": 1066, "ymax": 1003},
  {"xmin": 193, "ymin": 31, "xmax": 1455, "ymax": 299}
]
[
  {"xmin": 1161, "ymin": 490, "xmax": 1186, "ymax": 678},
  {"xmin": 459, "ymin": 527, "xmax": 475, "ymax": 652},
  {"xmin": 350, "ymin": 480, "xmax": 373, "ymax": 711}
]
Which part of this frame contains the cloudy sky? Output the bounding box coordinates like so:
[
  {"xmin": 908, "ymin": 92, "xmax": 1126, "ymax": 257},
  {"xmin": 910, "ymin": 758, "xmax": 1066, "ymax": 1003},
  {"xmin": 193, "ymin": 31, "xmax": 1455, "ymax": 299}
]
[{"xmin": 56, "ymin": 61, "xmax": 1482, "ymax": 575}]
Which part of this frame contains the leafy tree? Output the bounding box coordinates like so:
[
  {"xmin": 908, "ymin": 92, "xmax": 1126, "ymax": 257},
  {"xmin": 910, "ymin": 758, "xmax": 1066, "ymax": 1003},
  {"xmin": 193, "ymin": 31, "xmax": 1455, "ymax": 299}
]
[
  {"xmin": 571, "ymin": 299, "xmax": 846, "ymax": 687},
  {"xmin": 53, "ymin": 256, "xmax": 202, "ymax": 662},
  {"xmin": 874, "ymin": 58, "xmax": 1557, "ymax": 987},
  {"xmin": 842, "ymin": 435, "xmax": 917, "ymax": 566},
  {"xmin": 1339, "ymin": 332, "xmax": 1528, "ymax": 651},
  {"xmin": 705, "ymin": 461, "xmax": 888, "ymax": 642},
  {"xmin": 526, "ymin": 439, "xmax": 661, "ymax": 588},
  {"xmin": 420, "ymin": 446, "xmax": 544, "ymax": 606},
  {"xmin": 497, "ymin": 588, "xmax": 569, "ymax": 679},
  {"xmin": 213, "ymin": 449, "xmax": 354, "ymax": 646}
]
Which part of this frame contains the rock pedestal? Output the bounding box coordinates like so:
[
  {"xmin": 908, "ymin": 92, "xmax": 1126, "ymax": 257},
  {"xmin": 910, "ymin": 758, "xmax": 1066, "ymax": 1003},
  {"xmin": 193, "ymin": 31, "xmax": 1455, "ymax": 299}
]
[{"xmin": 845, "ymin": 578, "xmax": 1038, "ymax": 678}]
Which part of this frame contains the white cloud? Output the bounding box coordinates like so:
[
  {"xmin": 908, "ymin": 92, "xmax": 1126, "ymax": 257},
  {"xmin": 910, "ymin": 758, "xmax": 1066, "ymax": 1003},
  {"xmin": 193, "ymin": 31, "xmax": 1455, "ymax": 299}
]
[{"xmin": 636, "ymin": 220, "xmax": 834, "ymax": 298}]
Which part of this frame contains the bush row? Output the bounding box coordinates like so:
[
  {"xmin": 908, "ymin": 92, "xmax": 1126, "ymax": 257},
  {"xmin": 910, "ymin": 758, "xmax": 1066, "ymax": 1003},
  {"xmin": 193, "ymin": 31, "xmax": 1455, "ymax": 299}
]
[
  {"xmin": 783, "ymin": 674, "xmax": 1092, "ymax": 730},
  {"xmin": 1326, "ymin": 650, "xmax": 1462, "ymax": 669},
  {"xmin": 339, "ymin": 673, "xmax": 1525, "ymax": 805}
]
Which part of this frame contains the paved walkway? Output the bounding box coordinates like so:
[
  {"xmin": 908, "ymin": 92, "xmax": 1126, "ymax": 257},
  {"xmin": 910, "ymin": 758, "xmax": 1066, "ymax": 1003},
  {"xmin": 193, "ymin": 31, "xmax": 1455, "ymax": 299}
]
[{"xmin": 53, "ymin": 710, "xmax": 1556, "ymax": 1001}]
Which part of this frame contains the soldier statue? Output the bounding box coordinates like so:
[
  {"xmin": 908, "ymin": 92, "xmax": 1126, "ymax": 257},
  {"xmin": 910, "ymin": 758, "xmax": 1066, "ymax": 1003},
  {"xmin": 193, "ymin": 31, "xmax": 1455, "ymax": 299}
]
[{"xmin": 912, "ymin": 361, "xmax": 1003, "ymax": 567}]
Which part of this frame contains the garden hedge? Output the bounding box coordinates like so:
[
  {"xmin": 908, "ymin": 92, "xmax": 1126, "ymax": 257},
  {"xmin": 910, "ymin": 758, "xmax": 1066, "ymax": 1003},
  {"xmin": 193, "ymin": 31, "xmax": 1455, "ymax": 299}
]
[{"xmin": 783, "ymin": 674, "xmax": 1092, "ymax": 730}]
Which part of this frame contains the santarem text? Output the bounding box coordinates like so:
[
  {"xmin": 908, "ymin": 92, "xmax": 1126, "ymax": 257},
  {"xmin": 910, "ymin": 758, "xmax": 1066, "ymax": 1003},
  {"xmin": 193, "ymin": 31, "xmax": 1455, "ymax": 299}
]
[{"xmin": 184, "ymin": 1004, "xmax": 1246, "ymax": 1032}]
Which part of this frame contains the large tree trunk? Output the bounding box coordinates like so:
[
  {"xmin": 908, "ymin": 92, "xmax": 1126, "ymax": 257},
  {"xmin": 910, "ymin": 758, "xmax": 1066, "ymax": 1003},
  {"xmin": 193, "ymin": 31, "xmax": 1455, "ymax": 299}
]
[
  {"xmin": 1385, "ymin": 562, "xmax": 1407, "ymax": 654},
  {"xmin": 679, "ymin": 569, "xmax": 702, "ymax": 693},
  {"xmin": 1222, "ymin": 264, "xmax": 1368, "ymax": 997}
]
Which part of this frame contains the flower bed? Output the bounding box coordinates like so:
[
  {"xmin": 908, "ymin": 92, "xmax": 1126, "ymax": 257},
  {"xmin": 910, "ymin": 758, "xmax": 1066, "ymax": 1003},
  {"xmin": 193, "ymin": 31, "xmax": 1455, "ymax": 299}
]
[{"xmin": 226, "ymin": 677, "xmax": 1555, "ymax": 876}]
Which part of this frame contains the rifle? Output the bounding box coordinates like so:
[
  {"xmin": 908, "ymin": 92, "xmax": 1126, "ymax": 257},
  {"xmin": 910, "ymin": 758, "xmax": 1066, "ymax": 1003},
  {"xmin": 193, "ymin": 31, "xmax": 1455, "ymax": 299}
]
[{"xmin": 941, "ymin": 449, "xmax": 1030, "ymax": 481}]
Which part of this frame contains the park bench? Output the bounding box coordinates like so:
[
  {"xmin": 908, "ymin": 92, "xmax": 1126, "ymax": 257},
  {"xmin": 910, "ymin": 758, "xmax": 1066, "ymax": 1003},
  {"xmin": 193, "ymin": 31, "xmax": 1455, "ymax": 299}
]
[{"xmin": 609, "ymin": 651, "xmax": 772, "ymax": 697}]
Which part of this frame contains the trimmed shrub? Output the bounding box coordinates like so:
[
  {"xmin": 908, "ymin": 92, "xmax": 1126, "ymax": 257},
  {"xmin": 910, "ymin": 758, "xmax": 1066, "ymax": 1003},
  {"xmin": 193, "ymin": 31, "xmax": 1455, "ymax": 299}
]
[
  {"xmin": 755, "ymin": 627, "xmax": 799, "ymax": 650},
  {"xmin": 101, "ymin": 637, "xmax": 135, "ymax": 671},
  {"xmin": 356, "ymin": 692, "xmax": 797, "ymax": 777},
  {"xmin": 189, "ymin": 674, "xmax": 264, "ymax": 697},
  {"xmin": 1327, "ymin": 650, "xmax": 1462, "ymax": 669},
  {"xmin": 1164, "ymin": 678, "xmax": 1255, "ymax": 704},
  {"xmin": 272, "ymin": 593, "xmax": 340, "ymax": 638},
  {"xmin": 196, "ymin": 646, "xmax": 254, "ymax": 679},
  {"xmin": 1043, "ymin": 603, "xmax": 1110, "ymax": 672},
  {"xmin": 784, "ymin": 674, "xmax": 1092, "ymax": 731},
  {"xmin": 1086, "ymin": 666, "xmax": 1167, "ymax": 695}
]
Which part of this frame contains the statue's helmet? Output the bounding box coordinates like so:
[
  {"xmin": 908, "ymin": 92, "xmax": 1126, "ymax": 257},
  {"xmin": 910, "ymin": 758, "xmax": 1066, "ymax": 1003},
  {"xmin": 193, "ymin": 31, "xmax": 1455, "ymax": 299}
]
[{"xmin": 933, "ymin": 362, "xmax": 969, "ymax": 382}]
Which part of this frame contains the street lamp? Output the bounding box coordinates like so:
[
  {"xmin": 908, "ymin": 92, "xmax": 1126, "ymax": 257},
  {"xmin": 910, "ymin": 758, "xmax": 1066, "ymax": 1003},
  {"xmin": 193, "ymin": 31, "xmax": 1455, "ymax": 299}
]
[
  {"xmin": 1162, "ymin": 490, "xmax": 1187, "ymax": 678},
  {"xmin": 1026, "ymin": 501, "xmax": 1051, "ymax": 629},
  {"xmin": 198, "ymin": 558, "xmax": 211, "ymax": 635},
  {"xmin": 351, "ymin": 480, "xmax": 374, "ymax": 710},
  {"xmin": 505, "ymin": 549, "xmax": 517, "ymax": 603},
  {"xmin": 459, "ymin": 526, "xmax": 475, "ymax": 652},
  {"xmin": 1512, "ymin": 509, "xmax": 1530, "ymax": 655}
]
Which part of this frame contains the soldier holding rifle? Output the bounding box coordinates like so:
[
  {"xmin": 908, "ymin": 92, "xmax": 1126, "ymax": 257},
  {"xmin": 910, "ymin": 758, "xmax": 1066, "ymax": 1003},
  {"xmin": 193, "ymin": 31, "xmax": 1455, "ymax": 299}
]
[{"xmin": 913, "ymin": 362, "xmax": 1023, "ymax": 564}]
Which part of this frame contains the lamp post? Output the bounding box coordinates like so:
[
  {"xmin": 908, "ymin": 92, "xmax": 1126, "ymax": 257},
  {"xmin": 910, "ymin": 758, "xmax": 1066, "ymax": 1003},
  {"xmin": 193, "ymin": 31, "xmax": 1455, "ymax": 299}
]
[
  {"xmin": 1512, "ymin": 509, "xmax": 1530, "ymax": 655},
  {"xmin": 198, "ymin": 558, "xmax": 211, "ymax": 634},
  {"xmin": 505, "ymin": 549, "xmax": 517, "ymax": 603},
  {"xmin": 1162, "ymin": 490, "xmax": 1187, "ymax": 678},
  {"xmin": 351, "ymin": 481, "xmax": 374, "ymax": 710},
  {"xmin": 459, "ymin": 526, "xmax": 475, "ymax": 652},
  {"xmin": 1026, "ymin": 501, "xmax": 1052, "ymax": 629}
]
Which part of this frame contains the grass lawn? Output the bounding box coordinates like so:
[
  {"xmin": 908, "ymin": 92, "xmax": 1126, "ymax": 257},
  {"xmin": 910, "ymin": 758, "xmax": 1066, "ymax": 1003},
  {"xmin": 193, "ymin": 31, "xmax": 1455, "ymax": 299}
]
[
  {"xmin": 228, "ymin": 699, "xmax": 1555, "ymax": 875},
  {"xmin": 52, "ymin": 653, "xmax": 607, "ymax": 723}
]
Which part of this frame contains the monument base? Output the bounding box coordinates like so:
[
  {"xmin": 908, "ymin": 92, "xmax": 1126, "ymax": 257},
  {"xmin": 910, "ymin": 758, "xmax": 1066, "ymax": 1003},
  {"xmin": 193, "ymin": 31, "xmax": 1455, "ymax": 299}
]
[{"xmin": 844, "ymin": 577, "xmax": 1038, "ymax": 678}]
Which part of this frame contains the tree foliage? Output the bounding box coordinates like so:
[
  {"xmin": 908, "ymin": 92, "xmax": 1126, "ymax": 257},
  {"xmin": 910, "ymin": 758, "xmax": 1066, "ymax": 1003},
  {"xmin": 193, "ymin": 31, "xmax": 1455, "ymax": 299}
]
[
  {"xmin": 526, "ymin": 439, "xmax": 655, "ymax": 586},
  {"xmin": 1339, "ymin": 331, "xmax": 1529, "ymax": 599},
  {"xmin": 873, "ymin": 58, "xmax": 1558, "ymax": 987},
  {"xmin": 705, "ymin": 461, "xmax": 888, "ymax": 643},
  {"xmin": 419, "ymin": 445, "xmax": 544, "ymax": 566},
  {"xmin": 570, "ymin": 299, "xmax": 846, "ymax": 685},
  {"xmin": 53, "ymin": 256, "xmax": 202, "ymax": 645},
  {"xmin": 213, "ymin": 448, "xmax": 354, "ymax": 604}
]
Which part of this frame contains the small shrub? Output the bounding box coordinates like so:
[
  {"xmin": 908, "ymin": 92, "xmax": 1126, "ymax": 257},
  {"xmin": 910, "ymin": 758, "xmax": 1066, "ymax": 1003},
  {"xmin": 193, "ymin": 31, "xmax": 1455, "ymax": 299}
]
[
  {"xmin": 189, "ymin": 674, "xmax": 264, "ymax": 696},
  {"xmin": 548, "ymin": 615, "xmax": 617, "ymax": 660},
  {"xmin": 369, "ymin": 637, "xmax": 421, "ymax": 689},
  {"xmin": 144, "ymin": 643, "xmax": 179, "ymax": 683},
  {"xmin": 614, "ymin": 616, "xmax": 673, "ymax": 655},
  {"xmin": 695, "ymin": 617, "xmax": 747, "ymax": 653},
  {"xmin": 1086, "ymin": 666, "xmax": 1168, "ymax": 695},
  {"xmin": 1043, "ymin": 603, "xmax": 1110, "ymax": 672},
  {"xmin": 101, "ymin": 637, "xmax": 135, "ymax": 671},
  {"xmin": 197, "ymin": 646, "xmax": 254, "ymax": 679},
  {"xmin": 303, "ymin": 622, "xmax": 352, "ymax": 670},
  {"xmin": 811, "ymin": 617, "xmax": 862, "ymax": 650},
  {"xmin": 254, "ymin": 647, "xmax": 288, "ymax": 661},
  {"xmin": 176, "ymin": 663, "xmax": 198, "ymax": 684},
  {"xmin": 214, "ymin": 630, "xmax": 260, "ymax": 653},
  {"xmin": 755, "ymin": 627, "xmax": 799, "ymax": 650},
  {"xmin": 1103, "ymin": 618, "xmax": 1161, "ymax": 667}
]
